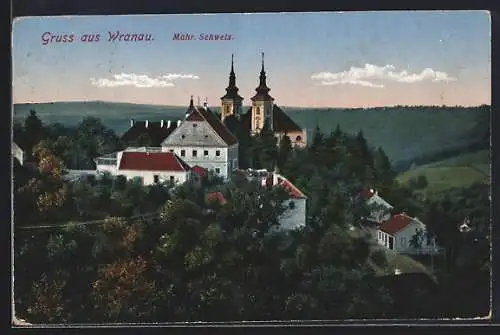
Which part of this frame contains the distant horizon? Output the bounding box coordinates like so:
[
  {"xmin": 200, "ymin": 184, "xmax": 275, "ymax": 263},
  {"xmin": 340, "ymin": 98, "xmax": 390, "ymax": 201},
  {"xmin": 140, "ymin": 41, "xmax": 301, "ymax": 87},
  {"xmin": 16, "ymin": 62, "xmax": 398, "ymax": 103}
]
[
  {"xmin": 12, "ymin": 99, "xmax": 491, "ymax": 110},
  {"xmin": 13, "ymin": 12, "xmax": 490, "ymax": 108}
]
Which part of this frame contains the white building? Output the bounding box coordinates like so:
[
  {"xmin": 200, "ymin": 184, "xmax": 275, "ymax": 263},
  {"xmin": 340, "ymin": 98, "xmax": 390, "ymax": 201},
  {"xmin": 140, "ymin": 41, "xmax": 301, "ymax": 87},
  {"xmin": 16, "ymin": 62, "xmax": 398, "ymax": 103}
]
[
  {"xmin": 161, "ymin": 97, "xmax": 239, "ymax": 180},
  {"xmin": 259, "ymin": 171, "xmax": 307, "ymax": 231},
  {"xmin": 94, "ymin": 149, "xmax": 191, "ymax": 186},
  {"xmin": 376, "ymin": 213, "xmax": 441, "ymax": 255},
  {"xmin": 361, "ymin": 188, "xmax": 393, "ymax": 223}
]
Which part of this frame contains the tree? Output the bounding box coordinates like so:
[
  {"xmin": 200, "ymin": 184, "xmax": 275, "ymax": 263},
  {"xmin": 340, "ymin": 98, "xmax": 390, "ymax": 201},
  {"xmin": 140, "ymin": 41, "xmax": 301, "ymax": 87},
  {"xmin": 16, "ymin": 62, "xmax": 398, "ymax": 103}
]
[
  {"xmin": 24, "ymin": 110, "xmax": 45, "ymax": 154},
  {"xmin": 278, "ymin": 134, "xmax": 292, "ymax": 172}
]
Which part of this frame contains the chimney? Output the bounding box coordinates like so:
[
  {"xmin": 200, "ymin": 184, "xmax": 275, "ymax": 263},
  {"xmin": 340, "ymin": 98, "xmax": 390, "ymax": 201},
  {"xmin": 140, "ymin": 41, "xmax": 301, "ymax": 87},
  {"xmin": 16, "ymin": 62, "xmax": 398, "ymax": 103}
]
[
  {"xmin": 130, "ymin": 119, "xmax": 135, "ymax": 127},
  {"xmin": 161, "ymin": 120, "xmax": 164, "ymax": 128},
  {"xmin": 145, "ymin": 120, "xmax": 149, "ymax": 128},
  {"xmin": 167, "ymin": 120, "xmax": 171, "ymax": 128},
  {"xmin": 177, "ymin": 120, "xmax": 181, "ymax": 127},
  {"xmin": 273, "ymin": 172, "xmax": 278, "ymax": 186},
  {"xmin": 204, "ymin": 97, "xmax": 208, "ymax": 110}
]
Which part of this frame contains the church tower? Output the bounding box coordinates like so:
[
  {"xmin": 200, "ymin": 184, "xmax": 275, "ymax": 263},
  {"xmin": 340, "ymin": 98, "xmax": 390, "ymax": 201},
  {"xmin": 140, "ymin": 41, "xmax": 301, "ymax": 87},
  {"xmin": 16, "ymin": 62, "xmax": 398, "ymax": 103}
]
[
  {"xmin": 250, "ymin": 52, "xmax": 274, "ymax": 134},
  {"xmin": 221, "ymin": 54, "xmax": 243, "ymax": 122}
]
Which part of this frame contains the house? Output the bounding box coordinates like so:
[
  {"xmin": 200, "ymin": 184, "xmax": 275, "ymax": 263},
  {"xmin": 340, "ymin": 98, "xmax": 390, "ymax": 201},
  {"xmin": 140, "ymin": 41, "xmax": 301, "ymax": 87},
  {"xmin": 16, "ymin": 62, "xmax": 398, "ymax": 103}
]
[
  {"xmin": 95, "ymin": 149, "xmax": 191, "ymax": 186},
  {"xmin": 121, "ymin": 119, "xmax": 180, "ymax": 147},
  {"xmin": 161, "ymin": 96, "xmax": 239, "ymax": 180},
  {"xmin": 12, "ymin": 142, "xmax": 24, "ymax": 166},
  {"xmin": 376, "ymin": 213, "xmax": 441, "ymax": 255},
  {"xmin": 221, "ymin": 53, "xmax": 307, "ymax": 148},
  {"xmin": 260, "ymin": 170, "xmax": 308, "ymax": 231},
  {"xmin": 360, "ymin": 188, "xmax": 393, "ymax": 224}
]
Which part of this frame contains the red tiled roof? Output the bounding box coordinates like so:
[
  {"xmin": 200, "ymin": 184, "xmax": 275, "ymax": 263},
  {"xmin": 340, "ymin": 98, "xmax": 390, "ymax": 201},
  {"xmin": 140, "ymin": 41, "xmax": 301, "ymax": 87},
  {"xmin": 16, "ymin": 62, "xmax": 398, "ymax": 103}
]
[
  {"xmin": 360, "ymin": 188, "xmax": 376, "ymax": 200},
  {"xmin": 185, "ymin": 107, "xmax": 238, "ymax": 146},
  {"xmin": 264, "ymin": 173, "xmax": 306, "ymax": 199},
  {"xmin": 118, "ymin": 152, "xmax": 190, "ymax": 172},
  {"xmin": 277, "ymin": 176, "xmax": 306, "ymax": 199},
  {"xmin": 378, "ymin": 213, "xmax": 413, "ymax": 236},
  {"xmin": 191, "ymin": 165, "xmax": 208, "ymax": 177},
  {"xmin": 207, "ymin": 192, "xmax": 226, "ymax": 205}
]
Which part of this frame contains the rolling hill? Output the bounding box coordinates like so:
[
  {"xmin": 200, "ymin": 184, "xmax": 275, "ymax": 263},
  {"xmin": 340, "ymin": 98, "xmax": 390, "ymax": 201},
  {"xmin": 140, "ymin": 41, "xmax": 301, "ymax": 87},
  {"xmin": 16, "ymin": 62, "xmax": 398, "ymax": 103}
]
[
  {"xmin": 396, "ymin": 149, "xmax": 490, "ymax": 198},
  {"xmin": 13, "ymin": 102, "xmax": 490, "ymax": 168}
]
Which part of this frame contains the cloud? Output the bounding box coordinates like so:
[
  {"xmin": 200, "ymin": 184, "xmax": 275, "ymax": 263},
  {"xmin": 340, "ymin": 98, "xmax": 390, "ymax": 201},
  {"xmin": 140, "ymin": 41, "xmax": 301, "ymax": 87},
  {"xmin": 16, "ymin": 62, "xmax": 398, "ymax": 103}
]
[
  {"xmin": 311, "ymin": 64, "xmax": 456, "ymax": 88},
  {"xmin": 90, "ymin": 73, "xmax": 199, "ymax": 88}
]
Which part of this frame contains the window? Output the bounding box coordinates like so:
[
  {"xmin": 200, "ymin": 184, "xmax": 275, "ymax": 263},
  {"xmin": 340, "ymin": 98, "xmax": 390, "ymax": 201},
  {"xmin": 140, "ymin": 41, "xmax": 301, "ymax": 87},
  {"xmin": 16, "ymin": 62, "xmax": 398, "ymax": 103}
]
[
  {"xmin": 296, "ymin": 135, "xmax": 302, "ymax": 142},
  {"xmin": 256, "ymin": 107, "xmax": 261, "ymax": 115},
  {"xmin": 192, "ymin": 150, "xmax": 197, "ymax": 157},
  {"xmin": 169, "ymin": 176, "xmax": 175, "ymax": 183},
  {"xmin": 193, "ymin": 123, "xmax": 198, "ymax": 128},
  {"xmin": 289, "ymin": 201, "xmax": 296, "ymax": 209},
  {"xmin": 154, "ymin": 175, "xmax": 159, "ymax": 184},
  {"xmin": 180, "ymin": 150, "xmax": 186, "ymax": 157},
  {"xmin": 389, "ymin": 236, "xmax": 394, "ymax": 250},
  {"xmin": 225, "ymin": 105, "xmax": 230, "ymax": 113},
  {"xmin": 181, "ymin": 134, "xmax": 186, "ymax": 139},
  {"xmin": 204, "ymin": 150, "xmax": 209, "ymax": 156},
  {"xmin": 215, "ymin": 168, "xmax": 220, "ymax": 174},
  {"xmin": 169, "ymin": 149, "xmax": 174, "ymax": 153},
  {"xmin": 216, "ymin": 150, "xmax": 221, "ymax": 157}
]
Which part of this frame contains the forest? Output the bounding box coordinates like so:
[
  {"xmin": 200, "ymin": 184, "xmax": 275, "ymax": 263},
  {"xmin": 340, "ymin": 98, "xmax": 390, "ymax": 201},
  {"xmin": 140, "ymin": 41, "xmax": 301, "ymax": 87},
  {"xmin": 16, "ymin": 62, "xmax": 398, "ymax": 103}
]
[{"xmin": 13, "ymin": 110, "xmax": 490, "ymax": 323}]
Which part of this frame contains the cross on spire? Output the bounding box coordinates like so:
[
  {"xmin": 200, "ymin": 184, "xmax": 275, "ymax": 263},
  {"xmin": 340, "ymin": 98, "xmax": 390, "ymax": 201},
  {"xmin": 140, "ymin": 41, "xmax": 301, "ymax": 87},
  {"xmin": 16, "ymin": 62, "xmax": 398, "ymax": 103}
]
[{"xmin": 261, "ymin": 51, "xmax": 265, "ymax": 72}]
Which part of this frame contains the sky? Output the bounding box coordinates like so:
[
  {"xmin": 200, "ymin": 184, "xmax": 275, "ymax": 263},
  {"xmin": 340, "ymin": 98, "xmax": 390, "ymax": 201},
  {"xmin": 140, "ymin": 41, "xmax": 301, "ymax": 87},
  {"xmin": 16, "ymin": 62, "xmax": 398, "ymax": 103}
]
[{"xmin": 12, "ymin": 11, "xmax": 491, "ymax": 108}]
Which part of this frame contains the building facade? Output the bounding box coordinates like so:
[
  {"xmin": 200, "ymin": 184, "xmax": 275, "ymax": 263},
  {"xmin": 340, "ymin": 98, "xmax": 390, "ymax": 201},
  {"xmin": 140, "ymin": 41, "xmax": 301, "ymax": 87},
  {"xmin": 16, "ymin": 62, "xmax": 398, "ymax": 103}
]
[
  {"xmin": 220, "ymin": 54, "xmax": 244, "ymax": 123},
  {"xmin": 361, "ymin": 188, "xmax": 394, "ymax": 224},
  {"xmin": 377, "ymin": 213, "xmax": 441, "ymax": 255},
  {"xmin": 241, "ymin": 53, "xmax": 308, "ymax": 148},
  {"xmin": 161, "ymin": 97, "xmax": 239, "ymax": 180},
  {"xmin": 95, "ymin": 149, "xmax": 191, "ymax": 186}
]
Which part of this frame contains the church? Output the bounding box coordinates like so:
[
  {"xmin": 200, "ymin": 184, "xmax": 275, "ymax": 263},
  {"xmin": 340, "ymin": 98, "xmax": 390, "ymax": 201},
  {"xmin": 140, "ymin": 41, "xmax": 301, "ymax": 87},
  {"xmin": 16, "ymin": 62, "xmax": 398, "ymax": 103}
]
[{"xmin": 220, "ymin": 53, "xmax": 307, "ymax": 148}]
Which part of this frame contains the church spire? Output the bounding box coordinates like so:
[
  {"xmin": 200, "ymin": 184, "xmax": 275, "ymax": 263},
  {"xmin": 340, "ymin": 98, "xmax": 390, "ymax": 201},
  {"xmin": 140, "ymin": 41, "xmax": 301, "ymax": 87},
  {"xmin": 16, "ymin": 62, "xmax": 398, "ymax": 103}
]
[
  {"xmin": 261, "ymin": 51, "xmax": 265, "ymax": 73},
  {"xmin": 221, "ymin": 54, "xmax": 243, "ymax": 100},
  {"xmin": 252, "ymin": 51, "xmax": 272, "ymax": 100}
]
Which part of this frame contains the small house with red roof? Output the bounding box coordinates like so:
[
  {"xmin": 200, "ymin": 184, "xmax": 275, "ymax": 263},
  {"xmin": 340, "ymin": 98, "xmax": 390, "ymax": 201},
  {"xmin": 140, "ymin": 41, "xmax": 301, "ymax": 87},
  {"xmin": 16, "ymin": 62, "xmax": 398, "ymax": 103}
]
[
  {"xmin": 360, "ymin": 188, "xmax": 393, "ymax": 224},
  {"xmin": 95, "ymin": 148, "xmax": 191, "ymax": 186},
  {"xmin": 160, "ymin": 96, "xmax": 239, "ymax": 180},
  {"xmin": 377, "ymin": 213, "xmax": 440, "ymax": 255},
  {"xmin": 260, "ymin": 171, "xmax": 308, "ymax": 231}
]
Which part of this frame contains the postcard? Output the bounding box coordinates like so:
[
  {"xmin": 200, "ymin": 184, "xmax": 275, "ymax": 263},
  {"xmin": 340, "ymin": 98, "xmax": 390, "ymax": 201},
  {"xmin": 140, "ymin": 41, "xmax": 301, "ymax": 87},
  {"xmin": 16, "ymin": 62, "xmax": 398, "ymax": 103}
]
[{"xmin": 12, "ymin": 11, "xmax": 491, "ymax": 325}]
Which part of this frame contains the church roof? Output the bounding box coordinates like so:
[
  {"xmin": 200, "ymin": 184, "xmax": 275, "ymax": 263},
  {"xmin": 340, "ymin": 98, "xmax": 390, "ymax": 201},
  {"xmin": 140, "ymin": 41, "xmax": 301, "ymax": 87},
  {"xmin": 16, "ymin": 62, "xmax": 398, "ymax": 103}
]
[
  {"xmin": 121, "ymin": 121, "xmax": 179, "ymax": 146},
  {"xmin": 242, "ymin": 105, "xmax": 303, "ymax": 133}
]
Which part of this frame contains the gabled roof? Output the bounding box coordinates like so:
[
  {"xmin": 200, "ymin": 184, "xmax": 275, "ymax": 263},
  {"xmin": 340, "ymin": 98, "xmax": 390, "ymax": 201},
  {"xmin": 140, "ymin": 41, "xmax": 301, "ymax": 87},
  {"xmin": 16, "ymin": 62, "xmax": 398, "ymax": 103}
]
[
  {"xmin": 118, "ymin": 152, "xmax": 190, "ymax": 172},
  {"xmin": 191, "ymin": 165, "xmax": 208, "ymax": 177},
  {"xmin": 121, "ymin": 121, "xmax": 179, "ymax": 146},
  {"xmin": 185, "ymin": 106, "xmax": 238, "ymax": 145},
  {"xmin": 263, "ymin": 173, "xmax": 307, "ymax": 199},
  {"xmin": 378, "ymin": 213, "xmax": 416, "ymax": 236},
  {"xmin": 242, "ymin": 105, "xmax": 303, "ymax": 133}
]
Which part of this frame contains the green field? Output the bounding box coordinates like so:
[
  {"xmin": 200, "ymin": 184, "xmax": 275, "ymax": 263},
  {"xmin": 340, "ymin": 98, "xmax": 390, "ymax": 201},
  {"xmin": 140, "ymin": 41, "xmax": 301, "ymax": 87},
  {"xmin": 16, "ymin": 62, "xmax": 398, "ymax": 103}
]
[
  {"xmin": 396, "ymin": 150, "xmax": 490, "ymax": 198},
  {"xmin": 13, "ymin": 102, "xmax": 489, "ymax": 165}
]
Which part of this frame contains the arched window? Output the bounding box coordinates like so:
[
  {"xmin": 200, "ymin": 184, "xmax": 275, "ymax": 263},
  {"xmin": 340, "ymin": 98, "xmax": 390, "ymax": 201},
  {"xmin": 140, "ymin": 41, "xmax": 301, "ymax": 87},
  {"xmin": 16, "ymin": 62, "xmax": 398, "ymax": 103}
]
[
  {"xmin": 296, "ymin": 135, "xmax": 302, "ymax": 142},
  {"xmin": 256, "ymin": 107, "xmax": 261, "ymax": 115},
  {"xmin": 225, "ymin": 105, "xmax": 230, "ymax": 114}
]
